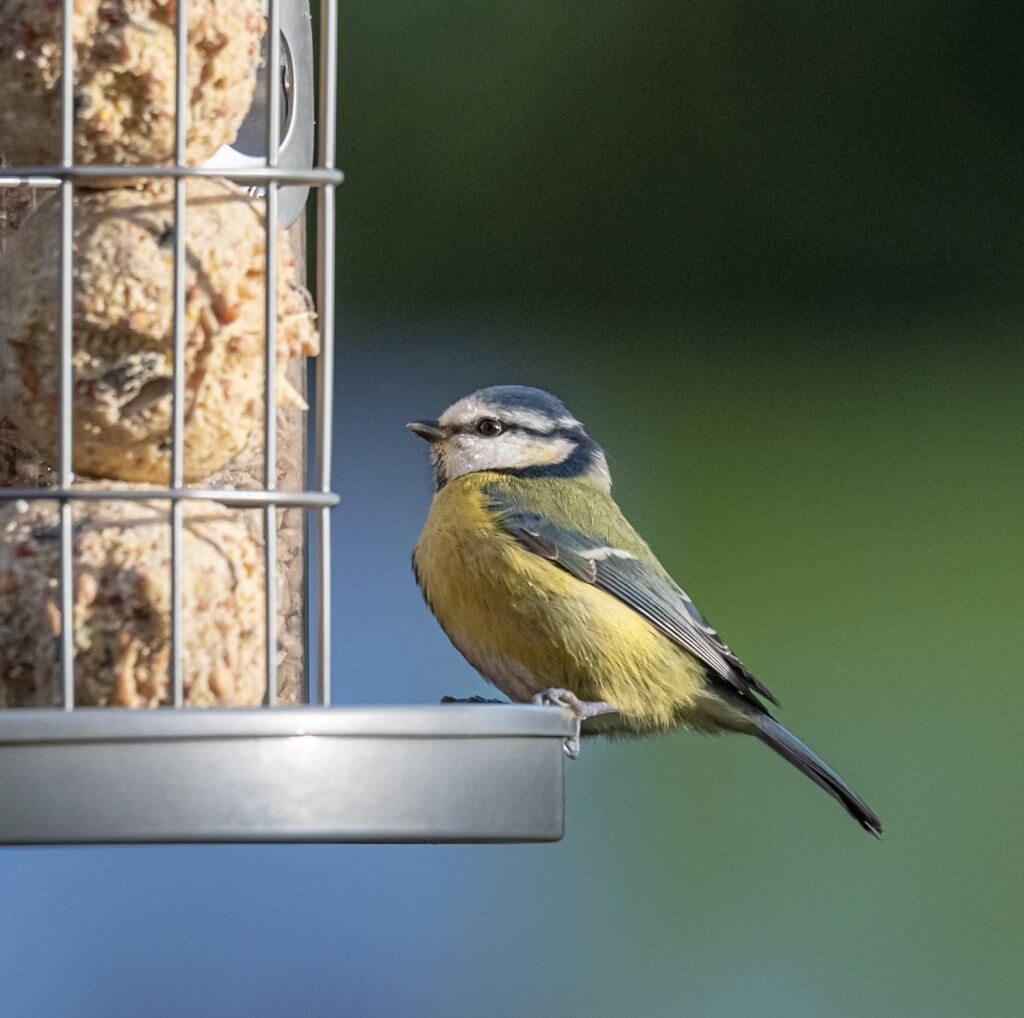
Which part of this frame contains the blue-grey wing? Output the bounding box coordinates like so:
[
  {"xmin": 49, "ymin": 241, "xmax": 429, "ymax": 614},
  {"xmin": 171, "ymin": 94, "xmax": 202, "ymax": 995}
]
[{"xmin": 487, "ymin": 491, "xmax": 778, "ymax": 708}]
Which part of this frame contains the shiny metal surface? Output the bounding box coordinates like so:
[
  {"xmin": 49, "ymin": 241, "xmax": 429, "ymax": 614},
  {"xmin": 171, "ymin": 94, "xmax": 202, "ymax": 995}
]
[
  {"xmin": 314, "ymin": 0, "xmax": 338, "ymax": 706},
  {"xmin": 0, "ymin": 166, "xmax": 342, "ymax": 186},
  {"xmin": 0, "ymin": 488, "xmax": 341, "ymax": 509},
  {"xmin": 0, "ymin": 707, "xmax": 574, "ymax": 844},
  {"xmin": 205, "ymin": 0, "xmax": 316, "ymax": 226},
  {"xmin": 263, "ymin": 0, "xmax": 282, "ymax": 706},
  {"xmin": 170, "ymin": 0, "xmax": 189, "ymax": 711},
  {"xmin": 57, "ymin": 0, "xmax": 75, "ymax": 710}
]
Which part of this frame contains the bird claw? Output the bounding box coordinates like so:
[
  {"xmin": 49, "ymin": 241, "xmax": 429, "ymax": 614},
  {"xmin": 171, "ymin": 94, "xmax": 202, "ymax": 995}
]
[{"xmin": 530, "ymin": 688, "xmax": 616, "ymax": 759}]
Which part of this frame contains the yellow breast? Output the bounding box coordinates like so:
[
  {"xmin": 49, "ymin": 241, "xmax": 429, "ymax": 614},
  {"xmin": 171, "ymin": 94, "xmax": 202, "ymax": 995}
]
[{"xmin": 413, "ymin": 473, "xmax": 711, "ymax": 731}]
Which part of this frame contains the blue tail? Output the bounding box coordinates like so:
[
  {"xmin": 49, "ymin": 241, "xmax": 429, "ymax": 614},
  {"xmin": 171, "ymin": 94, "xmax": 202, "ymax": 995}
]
[{"xmin": 755, "ymin": 716, "xmax": 882, "ymax": 837}]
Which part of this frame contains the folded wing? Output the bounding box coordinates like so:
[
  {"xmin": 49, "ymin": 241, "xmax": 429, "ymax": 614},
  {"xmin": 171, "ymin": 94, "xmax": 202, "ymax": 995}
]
[{"xmin": 486, "ymin": 485, "xmax": 779, "ymax": 708}]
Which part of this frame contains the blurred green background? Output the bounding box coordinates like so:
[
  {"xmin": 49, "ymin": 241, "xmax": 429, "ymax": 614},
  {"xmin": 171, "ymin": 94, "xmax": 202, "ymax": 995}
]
[
  {"xmin": 333, "ymin": 2, "xmax": 1023, "ymax": 1015},
  {"xmin": 4, "ymin": 3, "xmax": 1023, "ymax": 1016}
]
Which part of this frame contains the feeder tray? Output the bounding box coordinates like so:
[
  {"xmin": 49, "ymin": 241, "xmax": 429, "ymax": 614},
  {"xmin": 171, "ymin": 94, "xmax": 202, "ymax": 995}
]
[{"xmin": 0, "ymin": 706, "xmax": 574, "ymax": 844}]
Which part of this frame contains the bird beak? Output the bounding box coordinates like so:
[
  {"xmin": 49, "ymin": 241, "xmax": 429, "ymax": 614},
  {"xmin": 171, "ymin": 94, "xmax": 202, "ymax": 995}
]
[{"xmin": 407, "ymin": 419, "xmax": 444, "ymax": 443}]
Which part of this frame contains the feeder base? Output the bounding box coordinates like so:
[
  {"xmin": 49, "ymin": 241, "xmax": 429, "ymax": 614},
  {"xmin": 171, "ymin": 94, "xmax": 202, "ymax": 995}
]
[{"xmin": 0, "ymin": 705, "xmax": 573, "ymax": 844}]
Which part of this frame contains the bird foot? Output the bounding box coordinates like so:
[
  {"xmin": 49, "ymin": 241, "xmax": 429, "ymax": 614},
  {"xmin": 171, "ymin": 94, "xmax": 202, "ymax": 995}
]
[
  {"xmin": 440, "ymin": 695, "xmax": 507, "ymax": 705},
  {"xmin": 530, "ymin": 688, "xmax": 616, "ymax": 758}
]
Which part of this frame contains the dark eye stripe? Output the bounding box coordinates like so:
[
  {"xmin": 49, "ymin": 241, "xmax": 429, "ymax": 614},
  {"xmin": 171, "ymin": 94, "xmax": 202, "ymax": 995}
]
[{"xmin": 451, "ymin": 421, "xmax": 584, "ymax": 440}]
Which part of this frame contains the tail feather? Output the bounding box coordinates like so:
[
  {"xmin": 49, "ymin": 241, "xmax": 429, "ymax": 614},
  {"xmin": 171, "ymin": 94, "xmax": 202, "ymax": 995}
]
[{"xmin": 755, "ymin": 716, "xmax": 882, "ymax": 837}]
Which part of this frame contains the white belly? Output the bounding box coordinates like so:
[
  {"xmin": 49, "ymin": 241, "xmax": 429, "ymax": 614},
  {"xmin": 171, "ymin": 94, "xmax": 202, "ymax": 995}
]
[{"xmin": 445, "ymin": 624, "xmax": 547, "ymax": 702}]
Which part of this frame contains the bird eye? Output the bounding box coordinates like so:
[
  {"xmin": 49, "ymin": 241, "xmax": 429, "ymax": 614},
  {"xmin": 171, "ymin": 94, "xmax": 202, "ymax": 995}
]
[{"xmin": 475, "ymin": 417, "xmax": 504, "ymax": 437}]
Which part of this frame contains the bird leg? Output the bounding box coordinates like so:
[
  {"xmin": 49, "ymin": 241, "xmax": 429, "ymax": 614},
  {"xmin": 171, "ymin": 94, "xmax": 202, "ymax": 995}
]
[
  {"xmin": 531, "ymin": 688, "xmax": 617, "ymax": 758},
  {"xmin": 440, "ymin": 695, "xmax": 507, "ymax": 705}
]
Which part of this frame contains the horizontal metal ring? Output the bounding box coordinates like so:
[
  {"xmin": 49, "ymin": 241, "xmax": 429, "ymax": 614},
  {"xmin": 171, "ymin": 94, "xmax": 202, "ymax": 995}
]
[
  {"xmin": 0, "ymin": 487, "xmax": 340, "ymax": 509},
  {"xmin": 0, "ymin": 165, "xmax": 344, "ymax": 187}
]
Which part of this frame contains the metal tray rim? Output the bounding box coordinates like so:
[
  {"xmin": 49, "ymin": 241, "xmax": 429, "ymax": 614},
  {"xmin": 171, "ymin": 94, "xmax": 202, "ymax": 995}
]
[{"xmin": 0, "ymin": 704, "xmax": 576, "ymax": 744}]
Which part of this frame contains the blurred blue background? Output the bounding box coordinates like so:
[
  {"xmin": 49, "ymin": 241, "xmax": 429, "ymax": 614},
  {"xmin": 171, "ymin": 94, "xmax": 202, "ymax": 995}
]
[{"xmin": 3, "ymin": 2, "xmax": 1023, "ymax": 1015}]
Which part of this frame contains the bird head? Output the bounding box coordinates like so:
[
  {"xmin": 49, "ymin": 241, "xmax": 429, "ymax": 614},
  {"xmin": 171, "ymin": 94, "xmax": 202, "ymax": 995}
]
[{"xmin": 408, "ymin": 385, "xmax": 611, "ymax": 491}]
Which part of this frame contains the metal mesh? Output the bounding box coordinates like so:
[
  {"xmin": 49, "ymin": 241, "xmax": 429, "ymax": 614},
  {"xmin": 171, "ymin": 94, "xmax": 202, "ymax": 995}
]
[{"xmin": 0, "ymin": 0, "xmax": 340, "ymax": 709}]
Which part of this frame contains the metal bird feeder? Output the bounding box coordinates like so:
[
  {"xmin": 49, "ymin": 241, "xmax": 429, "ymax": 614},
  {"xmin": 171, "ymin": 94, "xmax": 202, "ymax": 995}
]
[{"xmin": 0, "ymin": 0, "xmax": 572, "ymax": 844}]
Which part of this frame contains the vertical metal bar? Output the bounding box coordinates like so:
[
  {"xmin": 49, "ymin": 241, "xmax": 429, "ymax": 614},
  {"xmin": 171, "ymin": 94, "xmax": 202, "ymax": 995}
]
[
  {"xmin": 263, "ymin": 0, "xmax": 282, "ymax": 706},
  {"xmin": 315, "ymin": 0, "xmax": 338, "ymax": 706},
  {"xmin": 169, "ymin": 0, "xmax": 188, "ymax": 709},
  {"xmin": 58, "ymin": 0, "xmax": 75, "ymax": 711}
]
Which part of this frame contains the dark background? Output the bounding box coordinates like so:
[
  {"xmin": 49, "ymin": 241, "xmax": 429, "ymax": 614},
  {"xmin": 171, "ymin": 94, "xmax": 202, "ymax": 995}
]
[
  {"xmin": 3, "ymin": 3, "xmax": 1022, "ymax": 1015},
  {"xmin": 342, "ymin": 0, "xmax": 1024, "ymax": 317}
]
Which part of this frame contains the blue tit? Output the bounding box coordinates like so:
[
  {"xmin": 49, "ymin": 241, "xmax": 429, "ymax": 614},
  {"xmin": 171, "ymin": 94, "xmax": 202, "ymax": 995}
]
[{"xmin": 409, "ymin": 385, "xmax": 881, "ymax": 835}]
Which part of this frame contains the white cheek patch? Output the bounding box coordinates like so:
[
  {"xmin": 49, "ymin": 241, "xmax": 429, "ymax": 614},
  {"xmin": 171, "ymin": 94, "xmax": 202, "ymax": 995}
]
[
  {"xmin": 579, "ymin": 547, "xmax": 636, "ymax": 561},
  {"xmin": 516, "ymin": 434, "xmax": 577, "ymax": 466},
  {"xmin": 441, "ymin": 433, "xmax": 577, "ymax": 480}
]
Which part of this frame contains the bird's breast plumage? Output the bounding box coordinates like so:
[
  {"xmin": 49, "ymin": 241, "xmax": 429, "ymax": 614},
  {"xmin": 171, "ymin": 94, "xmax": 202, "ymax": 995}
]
[{"xmin": 413, "ymin": 472, "xmax": 716, "ymax": 731}]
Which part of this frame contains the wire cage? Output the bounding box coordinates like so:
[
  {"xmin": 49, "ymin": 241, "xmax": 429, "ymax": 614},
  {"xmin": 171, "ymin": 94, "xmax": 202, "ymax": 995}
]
[{"xmin": 0, "ymin": 0, "xmax": 572, "ymax": 843}]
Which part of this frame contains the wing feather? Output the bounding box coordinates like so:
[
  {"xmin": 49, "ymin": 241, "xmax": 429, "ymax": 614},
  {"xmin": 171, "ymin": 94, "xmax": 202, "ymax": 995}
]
[{"xmin": 488, "ymin": 487, "xmax": 778, "ymax": 707}]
